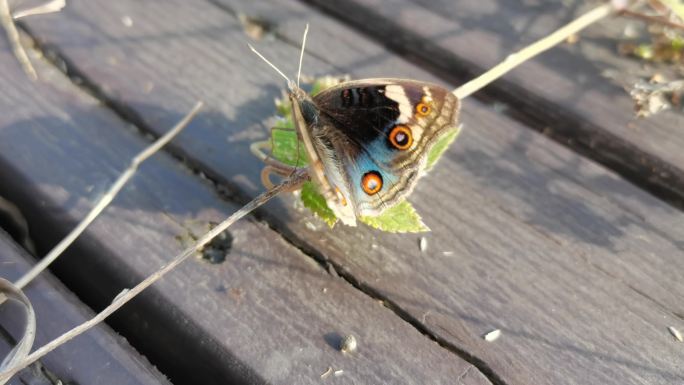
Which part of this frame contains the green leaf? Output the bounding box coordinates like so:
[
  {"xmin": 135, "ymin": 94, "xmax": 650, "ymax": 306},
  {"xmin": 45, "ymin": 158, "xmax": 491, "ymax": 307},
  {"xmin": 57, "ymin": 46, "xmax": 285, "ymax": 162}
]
[
  {"xmin": 360, "ymin": 201, "xmax": 429, "ymax": 233},
  {"xmin": 301, "ymin": 181, "xmax": 338, "ymax": 227},
  {"xmin": 635, "ymin": 44, "xmax": 654, "ymax": 60},
  {"xmin": 274, "ymin": 89, "xmax": 292, "ymax": 118},
  {"xmin": 310, "ymin": 75, "xmax": 346, "ymax": 96},
  {"xmin": 425, "ymin": 125, "xmax": 461, "ymax": 171},
  {"xmin": 270, "ymin": 127, "xmax": 308, "ymax": 167}
]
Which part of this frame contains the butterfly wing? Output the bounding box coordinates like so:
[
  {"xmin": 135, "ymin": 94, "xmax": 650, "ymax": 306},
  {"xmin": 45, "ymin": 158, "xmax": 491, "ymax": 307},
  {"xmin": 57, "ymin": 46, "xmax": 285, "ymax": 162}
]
[{"xmin": 311, "ymin": 78, "xmax": 460, "ymax": 217}]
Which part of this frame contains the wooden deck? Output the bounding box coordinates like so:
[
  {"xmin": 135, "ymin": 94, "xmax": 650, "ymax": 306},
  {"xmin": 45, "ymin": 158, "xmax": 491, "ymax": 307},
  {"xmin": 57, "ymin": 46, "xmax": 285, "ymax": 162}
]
[{"xmin": 0, "ymin": 1, "xmax": 682, "ymax": 384}]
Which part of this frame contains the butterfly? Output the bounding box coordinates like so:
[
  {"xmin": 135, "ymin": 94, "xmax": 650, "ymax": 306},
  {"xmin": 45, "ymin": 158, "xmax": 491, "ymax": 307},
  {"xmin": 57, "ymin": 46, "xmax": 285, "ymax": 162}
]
[{"xmin": 250, "ymin": 26, "xmax": 460, "ymax": 227}]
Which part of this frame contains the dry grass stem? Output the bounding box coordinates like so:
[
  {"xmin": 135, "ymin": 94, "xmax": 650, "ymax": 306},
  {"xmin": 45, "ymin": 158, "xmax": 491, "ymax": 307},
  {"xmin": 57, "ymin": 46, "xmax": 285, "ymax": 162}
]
[
  {"xmin": 0, "ymin": 169, "xmax": 308, "ymax": 383},
  {"xmin": 12, "ymin": 0, "xmax": 65, "ymax": 19},
  {"xmin": 453, "ymin": 2, "xmax": 626, "ymax": 99},
  {"xmin": 13, "ymin": 101, "xmax": 204, "ymax": 291},
  {"xmin": 0, "ymin": 0, "xmax": 37, "ymax": 80}
]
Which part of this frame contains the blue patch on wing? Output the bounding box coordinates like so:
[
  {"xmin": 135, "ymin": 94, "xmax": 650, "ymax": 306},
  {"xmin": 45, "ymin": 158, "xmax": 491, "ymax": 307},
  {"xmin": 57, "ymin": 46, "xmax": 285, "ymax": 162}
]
[{"xmin": 345, "ymin": 137, "xmax": 401, "ymax": 207}]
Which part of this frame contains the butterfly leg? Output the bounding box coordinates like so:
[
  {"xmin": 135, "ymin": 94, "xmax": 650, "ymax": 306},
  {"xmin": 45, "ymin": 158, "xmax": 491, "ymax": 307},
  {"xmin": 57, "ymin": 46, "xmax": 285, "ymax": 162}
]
[
  {"xmin": 251, "ymin": 131, "xmax": 309, "ymax": 192},
  {"xmin": 261, "ymin": 165, "xmax": 308, "ymax": 192}
]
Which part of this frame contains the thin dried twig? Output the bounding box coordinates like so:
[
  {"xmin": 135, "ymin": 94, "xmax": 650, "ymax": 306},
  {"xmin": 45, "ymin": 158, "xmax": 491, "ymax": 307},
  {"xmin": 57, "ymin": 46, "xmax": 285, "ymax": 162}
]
[
  {"xmin": 0, "ymin": 168, "xmax": 308, "ymax": 384},
  {"xmin": 12, "ymin": 0, "xmax": 65, "ymax": 19},
  {"xmin": 620, "ymin": 8, "xmax": 684, "ymax": 30},
  {"xmin": 13, "ymin": 101, "xmax": 204, "ymax": 291},
  {"xmin": 453, "ymin": 1, "xmax": 630, "ymax": 99},
  {"xmin": 0, "ymin": 0, "xmax": 37, "ymax": 80}
]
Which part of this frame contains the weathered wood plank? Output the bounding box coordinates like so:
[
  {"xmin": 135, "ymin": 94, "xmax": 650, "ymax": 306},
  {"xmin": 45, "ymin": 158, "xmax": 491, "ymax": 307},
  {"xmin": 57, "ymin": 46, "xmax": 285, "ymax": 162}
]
[
  {"xmin": 17, "ymin": 1, "xmax": 684, "ymax": 384},
  {"xmin": 304, "ymin": 0, "xmax": 684, "ymax": 208},
  {"xmin": 0, "ymin": 229, "xmax": 171, "ymax": 385},
  {"xmin": 0, "ymin": 24, "xmax": 488, "ymax": 384}
]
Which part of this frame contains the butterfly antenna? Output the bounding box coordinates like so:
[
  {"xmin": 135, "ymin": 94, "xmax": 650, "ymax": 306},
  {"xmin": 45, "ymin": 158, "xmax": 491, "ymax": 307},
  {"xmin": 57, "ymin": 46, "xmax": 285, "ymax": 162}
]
[
  {"xmin": 248, "ymin": 43, "xmax": 295, "ymax": 90},
  {"xmin": 296, "ymin": 23, "xmax": 309, "ymax": 88}
]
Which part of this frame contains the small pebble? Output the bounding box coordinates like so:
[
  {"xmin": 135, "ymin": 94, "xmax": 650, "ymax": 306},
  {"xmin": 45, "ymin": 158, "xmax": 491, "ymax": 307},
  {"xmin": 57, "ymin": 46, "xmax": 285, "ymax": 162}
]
[
  {"xmin": 419, "ymin": 237, "xmax": 427, "ymax": 252},
  {"xmin": 442, "ymin": 251, "xmax": 454, "ymax": 257},
  {"xmin": 483, "ymin": 329, "xmax": 501, "ymax": 342},
  {"xmin": 334, "ymin": 370, "xmax": 344, "ymax": 377},
  {"xmin": 340, "ymin": 334, "xmax": 357, "ymax": 353},
  {"xmin": 121, "ymin": 16, "xmax": 133, "ymax": 27},
  {"xmin": 668, "ymin": 326, "xmax": 683, "ymax": 342}
]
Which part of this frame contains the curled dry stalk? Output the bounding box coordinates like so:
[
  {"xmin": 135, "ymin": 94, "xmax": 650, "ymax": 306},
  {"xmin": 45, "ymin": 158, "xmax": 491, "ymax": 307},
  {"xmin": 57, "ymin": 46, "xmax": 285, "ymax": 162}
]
[
  {"xmin": 0, "ymin": 169, "xmax": 308, "ymax": 383},
  {"xmin": 0, "ymin": 278, "xmax": 35, "ymax": 385},
  {"xmin": 0, "ymin": 1, "xmax": 639, "ymax": 383},
  {"xmin": 0, "ymin": 101, "xmax": 202, "ymax": 381}
]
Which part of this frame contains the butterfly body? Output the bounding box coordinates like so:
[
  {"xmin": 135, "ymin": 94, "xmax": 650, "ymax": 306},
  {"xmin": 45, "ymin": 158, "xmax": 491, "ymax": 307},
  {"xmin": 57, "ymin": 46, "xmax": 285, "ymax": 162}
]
[{"xmin": 289, "ymin": 78, "xmax": 460, "ymax": 226}]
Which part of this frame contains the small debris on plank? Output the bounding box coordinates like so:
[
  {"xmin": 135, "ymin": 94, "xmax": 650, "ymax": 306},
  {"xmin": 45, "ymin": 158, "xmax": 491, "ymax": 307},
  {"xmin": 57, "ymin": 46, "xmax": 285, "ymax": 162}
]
[
  {"xmin": 334, "ymin": 370, "xmax": 344, "ymax": 377},
  {"xmin": 340, "ymin": 334, "xmax": 357, "ymax": 353},
  {"xmin": 121, "ymin": 16, "xmax": 133, "ymax": 27},
  {"xmin": 321, "ymin": 366, "xmax": 332, "ymax": 378},
  {"xmin": 668, "ymin": 326, "xmax": 683, "ymax": 342},
  {"xmin": 419, "ymin": 237, "xmax": 427, "ymax": 252},
  {"xmin": 492, "ymin": 102, "xmax": 508, "ymax": 114},
  {"xmin": 237, "ymin": 13, "xmax": 271, "ymax": 41},
  {"xmin": 565, "ymin": 33, "xmax": 579, "ymax": 44},
  {"xmin": 483, "ymin": 329, "xmax": 501, "ymax": 342},
  {"xmin": 320, "ymin": 367, "xmax": 333, "ymax": 379},
  {"xmin": 442, "ymin": 251, "xmax": 454, "ymax": 257},
  {"xmin": 144, "ymin": 81, "xmax": 155, "ymax": 93},
  {"xmin": 201, "ymin": 230, "xmax": 233, "ymax": 264}
]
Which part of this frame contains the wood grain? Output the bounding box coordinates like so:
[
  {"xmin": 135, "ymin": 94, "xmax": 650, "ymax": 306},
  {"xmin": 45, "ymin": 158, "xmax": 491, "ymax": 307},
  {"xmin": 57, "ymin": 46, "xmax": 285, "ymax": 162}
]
[
  {"xmin": 0, "ymin": 229, "xmax": 171, "ymax": 385},
  {"xmin": 303, "ymin": 0, "xmax": 684, "ymax": 208},
  {"xmin": 14, "ymin": 0, "xmax": 684, "ymax": 384},
  {"xmin": 0, "ymin": 25, "xmax": 488, "ymax": 385}
]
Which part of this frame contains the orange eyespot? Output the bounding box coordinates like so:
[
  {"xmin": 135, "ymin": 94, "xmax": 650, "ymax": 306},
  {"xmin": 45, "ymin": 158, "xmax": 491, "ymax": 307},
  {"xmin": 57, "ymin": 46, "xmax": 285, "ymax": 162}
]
[
  {"xmin": 389, "ymin": 125, "xmax": 413, "ymax": 150},
  {"xmin": 361, "ymin": 171, "xmax": 383, "ymax": 195},
  {"xmin": 416, "ymin": 102, "xmax": 431, "ymax": 116}
]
